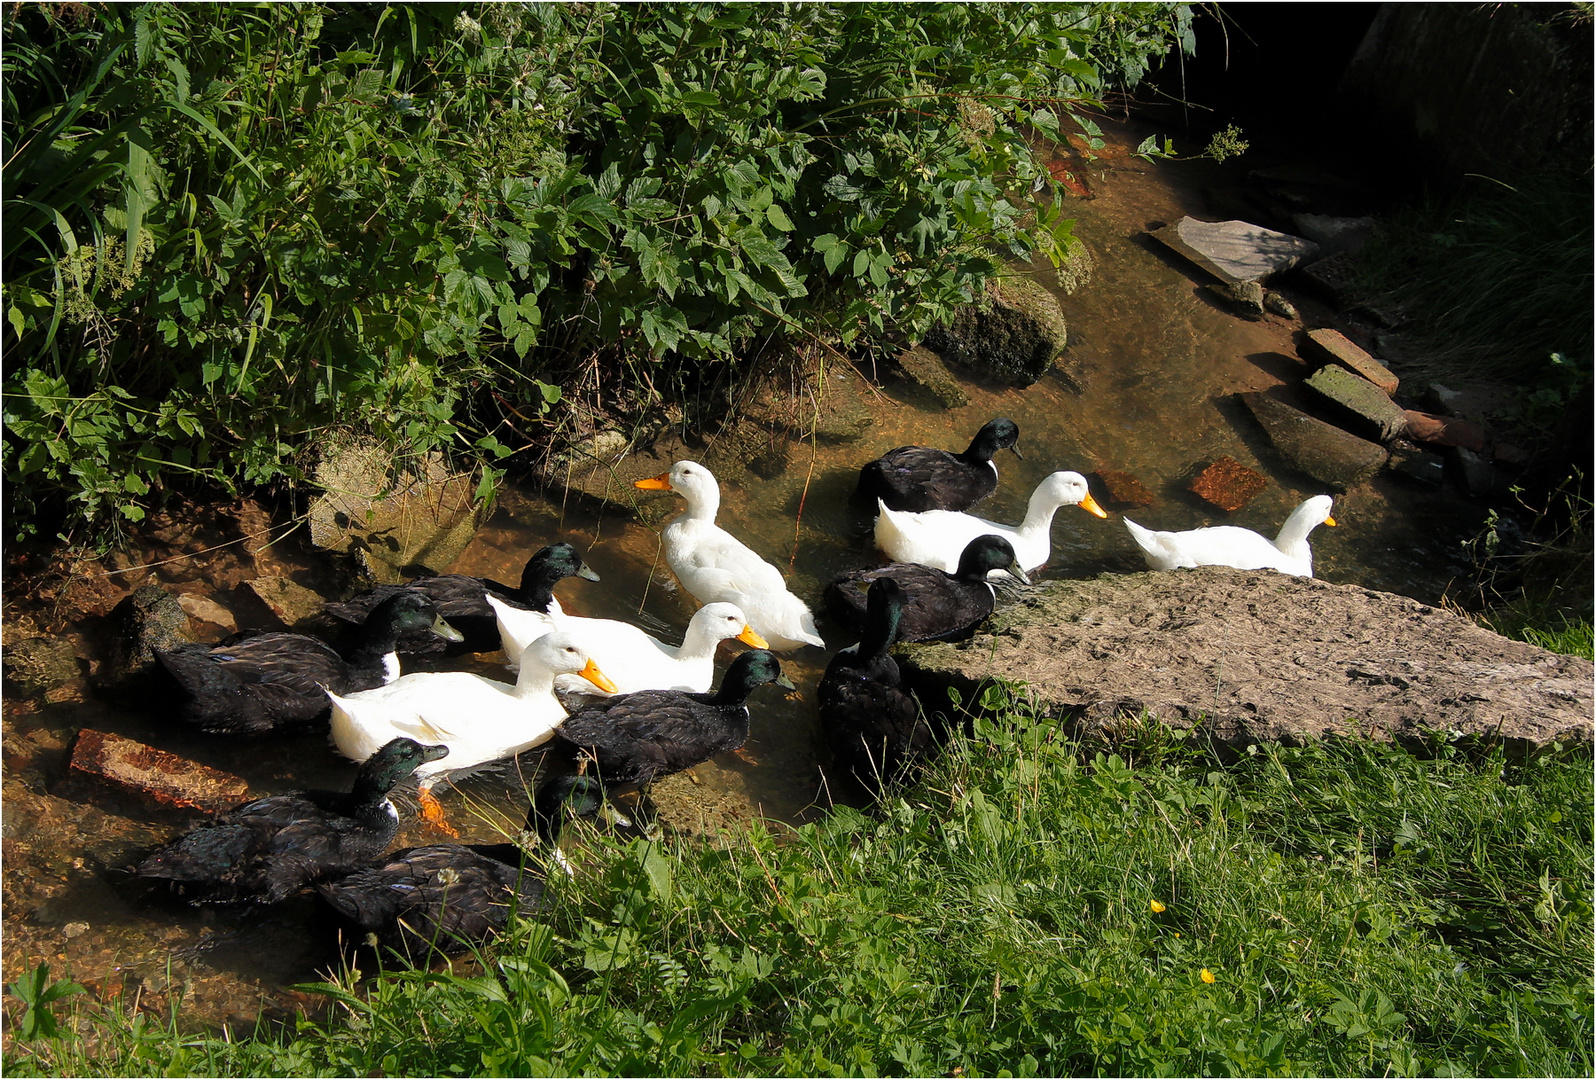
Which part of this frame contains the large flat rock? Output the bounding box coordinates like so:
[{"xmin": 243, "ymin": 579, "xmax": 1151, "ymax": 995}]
[
  {"xmin": 897, "ymin": 568, "xmax": 1592, "ymax": 756},
  {"xmin": 1150, "ymin": 217, "xmax": 1319, "ymax": 285},
  {"xmin": 1305, "ymin": 364, "xmax": 1407, "ymax": 443}
]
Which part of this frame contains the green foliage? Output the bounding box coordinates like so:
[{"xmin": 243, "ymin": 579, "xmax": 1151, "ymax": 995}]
[
  {"xmin": 1353, "ymin": 173, "xmax": 1594, "ymax": 439},
  {"xmin": 8, "ymin": 713, "xmax": 1590, "ymax": 1077},
  {"xmin": 5, "ymin": 963, "xmax": 85, "ymax": 1041},
  {"xmin": 2, "ymin": 2, "xmax": 1194, "ymax": 540}
]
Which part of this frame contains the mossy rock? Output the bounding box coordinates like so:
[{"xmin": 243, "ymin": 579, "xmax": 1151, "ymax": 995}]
[{"xmin": 923, "ymin": 274, "xmax": 1068, "ymax": 388}]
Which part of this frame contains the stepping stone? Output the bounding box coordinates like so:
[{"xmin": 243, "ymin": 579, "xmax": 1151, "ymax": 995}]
[
  {"xmin": 1305, "ymin": 365, "xmax": 1407, "ymax": 443},
  {"xmin": 1188, "ymin": 456, "xmax": 1268, "ymax": 512},
  {"xmin": 1150, "ymin": 217, "xmax": 1319, "ymax": 285},
  {"xmin": 1301, "ymin": 328, "xmax": 1400, "ymax": 395},
  {"xmin": 1239, "ymin": 392, "xmax": 1388, "ymax": 490}
]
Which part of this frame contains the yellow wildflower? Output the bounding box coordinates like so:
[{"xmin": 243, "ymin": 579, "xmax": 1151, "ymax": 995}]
[
  {"xmin": 1200, "ymin": 968, "xmax": 1216, "ymax": 984},
  {"xmin": 1150, "ymin": 900, "xmax": 1166, "ymax": 913}
]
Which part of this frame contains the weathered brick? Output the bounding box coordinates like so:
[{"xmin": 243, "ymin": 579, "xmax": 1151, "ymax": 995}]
[
  {"xmin": 1301, "ymin": 328, "xmax": 1400, "ymax": 395},
  {"xmin": 1188, "ymin": 456, "xmax": 1268, "ymax": 512},
  {"xmin": 67, "ymin": 729, "xmax": 249, "ymax": 815}
]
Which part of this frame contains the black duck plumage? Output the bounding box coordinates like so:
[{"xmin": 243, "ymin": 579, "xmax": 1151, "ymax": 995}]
[
  {"xmin": 315, "ymin": 774, "xmax": 603, "ymax": 963},
  {"xmin": 823, "ymin": 534, "xmax": 1029, "ymax": 643},
  {"xmin": 856, "ymin": 418, "xmax": 1021, "ymax": 513},
  {"xmin": 554, "ymin": 650, "xmax": 794, "ymax": 793},
  {"xmin": 154, "ymin": 592, "xmax": 462, "ymax": 735},
  {"xmin": 817, "ymin": 579, "xmax": 934, "ymax": 791},
  {"xmin": 323, "ymin": 542, "xmax": 601, "ymax": 657},
  {"xmin": 135, "ymin": 738, "xmax": 448, "ymax": 904}
]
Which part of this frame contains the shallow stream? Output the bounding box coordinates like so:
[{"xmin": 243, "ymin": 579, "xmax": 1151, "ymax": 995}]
[{"xmin": 1, "ymin": 118, "xmax": 1489, "ymax": 1031}]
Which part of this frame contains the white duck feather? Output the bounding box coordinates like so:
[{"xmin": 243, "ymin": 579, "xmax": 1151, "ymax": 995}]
[
  {"xmin": 874, "ymin": 469, "xmax": 1107, "ymax": 579},
  {"xmin": 1123, "ymin": 495, "xmax": 1336, "ymax": 578}
]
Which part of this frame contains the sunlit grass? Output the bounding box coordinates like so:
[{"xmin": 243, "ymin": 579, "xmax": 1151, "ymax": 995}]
[{"xmin": 7, "ymin": 698, "xmax": 1591, "ymax": 1077}]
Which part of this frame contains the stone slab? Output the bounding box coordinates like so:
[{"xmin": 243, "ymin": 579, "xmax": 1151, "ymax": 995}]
[
  {"xmin": 67, "ymin": 729, "xmax": 250, "ymax": 816},
  {"xmin": 1188, "ymin": 456, "xmax": 1268, "ymax": 512},
  {"xmin": 1239, "ymin": 392, "xmax": 1389, "ymax": 490},
  {"xmin": 1305, "ymin": 365, "xmax": 1407, "ymax": 443},
  {"xmin": 1301, "ymin": 328, "xmax": 1400, "ymax": 395},
  {"xmin": 897, "ymin": 569, "xmax": 1594, "ymax": 757},
  {"xmin": 1150, "ymin": 217, "xmax": 1319, "ymax": 285}
]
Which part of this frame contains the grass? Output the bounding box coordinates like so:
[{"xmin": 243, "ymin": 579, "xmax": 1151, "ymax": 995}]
[
  {"xmin": 1354, "ymin": 173, "xmax": 1593, "ymax": 391},
  {"xmin": 5, "ymin": 695, "xmax": 1592, "ymax": 1077}
]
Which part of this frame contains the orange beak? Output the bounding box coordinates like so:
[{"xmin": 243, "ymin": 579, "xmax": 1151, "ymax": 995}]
[
  {"xmin": 1078, "ymin": 492, "xmax": 1109, "ymax": 519},
  {"xmin": 1323, "ymin": 515, "xmax": 1338, "ymax": 527},
  {"xmin": 634, "ymin": 471, "xmax": 673, "ymax": 491},
  {"xmin": 736, "ymin": 625, "xmax": 769, "ymax": 648},
  {"xmin": 577, "ymin": 659, "xmax": 619, "ymax": 694}
]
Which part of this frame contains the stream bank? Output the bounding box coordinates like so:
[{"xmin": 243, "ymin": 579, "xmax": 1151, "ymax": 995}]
[{"xmin": 0, "ymin": 113, "xmax": 1565, "ymax": 1033}]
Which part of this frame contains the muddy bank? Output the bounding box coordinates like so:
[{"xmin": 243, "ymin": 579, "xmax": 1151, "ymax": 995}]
[{"xmin": 898, "ymin": 566, "xmax": 1594, "ymax": 756}]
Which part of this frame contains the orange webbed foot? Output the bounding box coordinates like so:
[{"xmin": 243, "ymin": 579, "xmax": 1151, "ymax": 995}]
[{"xmin": 419, "ymin": 787, "xmax": 458, "ymax": 838}]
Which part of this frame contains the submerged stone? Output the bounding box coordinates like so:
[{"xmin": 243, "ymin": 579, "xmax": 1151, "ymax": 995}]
[
  {"xmin": 1305, "ymin": 365, "xmax": 1407, "ymax": 443},
  {"xmin": 897, "ymin": 569, "xmax": 1593, "ymax": 756},
  {"xmin": 1150, "ymin": 217, "xmax": 1320, "ymax": 285},
  {"xmin": 892, "ymin": 345, "xmax": 969, "ymax": 409},
  {"xmin": 1239, "ymin": 392, "xmax": 1388, "ymax": 490},
  {"xmin": 1403, "ymin": 410, "xmax": 1488, "ymax": 453},
  {"xmin": 1096, "ymin": 470, "xmax": 1156, "ymax": 508},
  {"xmin": 1386, "ymin": 444, "xmax": 1447, "ymax": 487},
  {"xmin": 99, "ymin": 585, "xmax": 192, "ymax": 691}
]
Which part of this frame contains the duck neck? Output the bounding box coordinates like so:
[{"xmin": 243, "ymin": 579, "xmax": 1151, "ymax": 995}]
[
  {"xmin": 858, "ymin": 607, "xmax": 901, "ymax": 662},
  {"xmin": 346, "ymin": 617, "xmax": 404, "ymax": 671},
  {"xmin": 676, "ymin": 482, "xmax": 719, "ymax": 525},
  {"xmin": 675, "ymin": 621, "xmax": 722, "ymax": 662},
  {"xmin": 1273, "ymin": 504, "xmax": 1322, "ymax": 555},
  {"xmin": 510, "ymin": 662, "xmax": 561, "ymax": 700},
  {"xmin": 958, "ymin": 427, "xmax": 1000, "ymax": 465},
  {"xmin": 516, "ymin": 572, "xmax": 560, "ymax": 615},
  {"xmin": 1016, "ymin": 485, "xmax": 1064, "ymax": 538}
]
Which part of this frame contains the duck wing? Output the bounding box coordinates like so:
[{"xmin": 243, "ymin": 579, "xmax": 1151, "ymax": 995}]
[
  {"xmin": 825, "ymin": 563, "xmax": 993, "ymax": 643},
  {"xmin": 859, "ymin": 447, "xmax": 994, "ymax": 512},
  {"xmin": 318, "ymin": 844, "xmax": 541, "ymax": 962}
]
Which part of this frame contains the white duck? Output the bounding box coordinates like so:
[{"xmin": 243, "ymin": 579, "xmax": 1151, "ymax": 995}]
[
  {"xmin": 326, "ymin": 632, "xmax": 617, "ymax": 835},
  {"xmin": 874, "ymin": 469, "xmax": 1108, "ymax": 579},
  {"xmin": 634, "ymin": 461, "xmax": 825, "ymax": 650},
  {"xmin": 1123, "ymin": 495, "xmax": 1337, "ymax": 578},
  {"xmin": 489, "ymin": 593, "xmax": 768, "ymax": 695}
]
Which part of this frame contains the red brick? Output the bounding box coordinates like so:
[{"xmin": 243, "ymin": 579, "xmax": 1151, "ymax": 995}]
[
  {"xmin": 1189, "ymin": 456, "xmax": 1268, "ymax": 512},
  {"xmin": 67, "ymin": 730, "xmax": 249, "ymax": 815},
  {"xmin": 1402, "ymin": 410, "xmax": 1487, "ymax": 453}
]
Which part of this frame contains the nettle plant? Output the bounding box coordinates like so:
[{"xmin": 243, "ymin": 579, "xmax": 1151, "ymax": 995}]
[{"xmin": 3, "ymin": 2, "xmax": 1192, "ymax": 539}]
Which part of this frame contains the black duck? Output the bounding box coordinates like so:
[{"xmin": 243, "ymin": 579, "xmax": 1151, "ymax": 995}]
[
  {"xmin": 824, "ymin": 534, "xmax": 1029, "ymax": 643},
  {"xmin": 155, "ymin": 592, "xmax": 463, "ymax": 735},
  {"xmin": 856, "ymin": 417, "xmax": 1021, "ymax": 513},
  {"xmin": 135, "ymin": 737, "xmax": 448, "ymax": 904},
  {"xmin": 315, "ymin": 773, "xmax": 603, "ymax": 963},
  {"xmin": 554, "ymin": 649, "xmax": 794, "ymax": 795},
  {"xmin": 817, "ymin": 579, "xmax": 934, "ymax": 791},
  {"xmin": 323, "ymin": 542, "xmax": 601, "ymax": 657}
]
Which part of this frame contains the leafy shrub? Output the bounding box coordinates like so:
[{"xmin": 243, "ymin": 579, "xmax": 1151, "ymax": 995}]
[{"xmin": 2, "ymin": 3, "xmax": 1194, "ymax": 540}]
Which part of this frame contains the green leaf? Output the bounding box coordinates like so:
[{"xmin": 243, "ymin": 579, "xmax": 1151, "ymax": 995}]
[{"xmin": 765, "ymin": 203, "xmax": 795, "ymax": 232}]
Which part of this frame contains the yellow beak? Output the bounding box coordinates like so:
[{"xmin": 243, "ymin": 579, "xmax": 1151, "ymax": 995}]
[
  {"xmin": 1078, "ymin": 492, "xmax": 1109, "ymax": 519},
  {"xmin": 736, "ymin": 625, "xmax": 769, "ymax": 648},
  {"xmin": 634, "ymin": 471, "xmax": 673, "ymax": 491},
  {"xmin": 1324, "ymin": 515, "xmax": 1338, "ymax": 527},
  {"xmin": 578, "ymin": 659, "xmax": 619, "ymax": 694}
]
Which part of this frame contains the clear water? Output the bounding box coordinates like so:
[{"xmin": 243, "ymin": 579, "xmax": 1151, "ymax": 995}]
[{"xmin": 1, "ymin": 120, "xmax": 1487, "ymax": 1031}]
